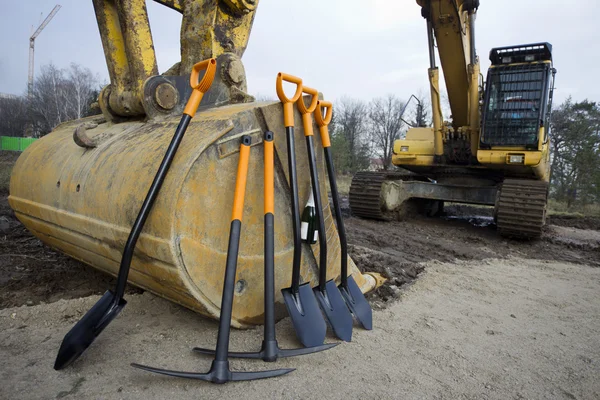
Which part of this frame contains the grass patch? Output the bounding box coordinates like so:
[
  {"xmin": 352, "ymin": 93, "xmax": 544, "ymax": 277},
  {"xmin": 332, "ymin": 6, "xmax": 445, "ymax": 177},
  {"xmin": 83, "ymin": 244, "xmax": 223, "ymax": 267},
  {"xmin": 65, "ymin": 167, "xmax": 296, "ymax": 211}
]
[
  {"xmin": 548, "ymin": 199, "xmax": 600, "ymax": 217},
  {"xmin": 327, "ymin": 174, "xmax": 353, "ymax": 196}
]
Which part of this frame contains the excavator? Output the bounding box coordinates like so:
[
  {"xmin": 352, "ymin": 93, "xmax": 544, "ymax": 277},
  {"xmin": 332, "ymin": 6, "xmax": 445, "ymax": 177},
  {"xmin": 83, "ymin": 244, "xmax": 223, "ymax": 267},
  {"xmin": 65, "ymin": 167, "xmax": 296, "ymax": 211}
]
[
  {"xmin": 8, "ymin": 0, "xmax": 380, "ymax": 327},
  {"xmin": 350, "ymin": 0, "xmax": 557, "ymax": 239}
]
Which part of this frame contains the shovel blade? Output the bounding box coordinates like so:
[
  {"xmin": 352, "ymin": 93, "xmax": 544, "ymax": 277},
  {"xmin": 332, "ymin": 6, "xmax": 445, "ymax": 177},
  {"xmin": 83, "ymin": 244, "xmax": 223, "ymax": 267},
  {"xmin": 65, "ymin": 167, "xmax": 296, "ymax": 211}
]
[
  {"xmin": 340, "ymin": 275, "xmax": 373, "ymax": 330},
  {"xmin": 54, "ymin": 290, "xmax": 126, "ymax": 370},
  {"xmin": 282, "ymin": 283, "xmax": 326, "ymax": 348},
  {"xmin": 314, "ymin": 280, "xmax": 353, "ymax": 342}
]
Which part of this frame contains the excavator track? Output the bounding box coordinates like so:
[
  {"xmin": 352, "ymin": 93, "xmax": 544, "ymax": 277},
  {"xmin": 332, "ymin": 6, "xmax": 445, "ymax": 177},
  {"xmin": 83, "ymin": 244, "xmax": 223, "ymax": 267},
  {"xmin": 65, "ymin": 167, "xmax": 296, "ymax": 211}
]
[
  {"xmin": 349, "ymin": 171, "xmax": 417, "ymax": 220},
  {"xmin": 349, "ymin": 172, "xmax": 388, "ymax": 220},
  {"xmin": 496, "ymin": 179, "xmax": 549, "ymax": 240}
]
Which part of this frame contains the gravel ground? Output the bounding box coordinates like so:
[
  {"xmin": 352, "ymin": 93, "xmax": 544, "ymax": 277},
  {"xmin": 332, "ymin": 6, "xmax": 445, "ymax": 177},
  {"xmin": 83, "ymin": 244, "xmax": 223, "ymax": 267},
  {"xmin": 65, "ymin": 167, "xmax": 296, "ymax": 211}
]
[{"xmin": 2, "ymin": 257, "xmax": 599, "ymax": 400}]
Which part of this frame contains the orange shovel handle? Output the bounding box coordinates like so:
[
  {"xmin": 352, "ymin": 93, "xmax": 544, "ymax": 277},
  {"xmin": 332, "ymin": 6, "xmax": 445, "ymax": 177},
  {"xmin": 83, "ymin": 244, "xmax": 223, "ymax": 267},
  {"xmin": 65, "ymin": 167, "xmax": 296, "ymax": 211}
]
[
  {"xmin": 315, "ymin": 100, "xmax": 333, "ymax": 147},
  {"xmin": 297, "ymin": 86, "xmax": 319, "ymax": 137},
  {"xmin": 276, "ymin": 73, "xmax": 303, "ymax": 127},
  {"xmin": 184, "ymin": 58, "xmax": 217, "ymax": 117}
]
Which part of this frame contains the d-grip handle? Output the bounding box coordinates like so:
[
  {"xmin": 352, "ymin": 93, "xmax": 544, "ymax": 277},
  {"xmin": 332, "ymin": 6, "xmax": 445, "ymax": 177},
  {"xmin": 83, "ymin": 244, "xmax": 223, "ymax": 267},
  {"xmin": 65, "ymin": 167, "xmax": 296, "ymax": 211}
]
[
  {"xmin": 184, "ymin": 58, "xmax": 217, "ymax": 117},
  {"xmin": 296, "ymin": 86, "xmax": 319, "ymax": 137},
  {"xmin": 276, "ymin": 73, "xmax": 303, "ymax": 128},
  {"xmin": 315, "ymin": 100, "xmax": 333, "ymax": 148}
]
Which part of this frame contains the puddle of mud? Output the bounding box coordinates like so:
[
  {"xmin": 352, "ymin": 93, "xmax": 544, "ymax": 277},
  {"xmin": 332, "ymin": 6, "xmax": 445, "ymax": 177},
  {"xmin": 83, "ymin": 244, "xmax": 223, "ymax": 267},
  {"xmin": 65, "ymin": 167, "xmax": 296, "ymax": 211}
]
[{"xmin": 444, "ymin": 215, "xmax": 495, "ymax": 228}]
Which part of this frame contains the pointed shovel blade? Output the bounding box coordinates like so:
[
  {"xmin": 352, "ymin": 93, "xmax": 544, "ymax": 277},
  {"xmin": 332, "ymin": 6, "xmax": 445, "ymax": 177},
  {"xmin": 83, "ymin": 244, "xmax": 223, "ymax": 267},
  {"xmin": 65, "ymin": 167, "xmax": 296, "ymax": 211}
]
[
  {"xmin": 54, "ymin": 290, "xmax": 126, "ymax": 370},
  {"xmin": 282, "ymin": 283, "xmax": 326, "ymax": 348},
  {"xmin": 340, "ymin": 275, "xmax": 373, "ymax": 330},
  {"xmin": 314, "ymin": 280, "xmax": 353, "ymax": 342}
]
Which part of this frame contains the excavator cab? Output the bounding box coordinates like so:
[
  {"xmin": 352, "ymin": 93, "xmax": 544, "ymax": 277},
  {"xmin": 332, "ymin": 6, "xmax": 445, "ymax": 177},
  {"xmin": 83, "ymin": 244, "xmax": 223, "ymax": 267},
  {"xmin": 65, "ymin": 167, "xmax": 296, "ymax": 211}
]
[{"xmin": 481, "ymin": 43, "xmax": 556, "ymax": 150}]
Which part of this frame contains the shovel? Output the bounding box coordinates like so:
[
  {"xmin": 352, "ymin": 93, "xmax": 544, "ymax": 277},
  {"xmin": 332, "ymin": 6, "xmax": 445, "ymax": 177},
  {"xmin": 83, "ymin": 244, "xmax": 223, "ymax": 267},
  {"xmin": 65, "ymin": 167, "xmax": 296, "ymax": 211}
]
[
  {"xmin": 54, "ymin": 58, "xmax": 218, "ymax": 370},
  {"xmin": 315, "ymin": 100, "xmax": 373, "ymax": 330},
  {"xmin": 277, "ymin": 73, "xmax": 328, "ymax": 348},
  {"xmin": 298, "ymin": 88, "xmax": 353, "ymax": 342},
  {"xmin": 131, "ymin": 136, "xmax": 294, "ymax": 383},
  {"xmin": 194, "ymin": 131, "xmax": 337, "ymax": 361}
]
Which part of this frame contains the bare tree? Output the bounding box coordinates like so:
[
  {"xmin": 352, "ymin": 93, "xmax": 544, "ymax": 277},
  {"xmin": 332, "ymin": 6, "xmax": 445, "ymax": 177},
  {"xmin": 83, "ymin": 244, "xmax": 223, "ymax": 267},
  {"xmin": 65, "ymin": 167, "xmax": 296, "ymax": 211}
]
[
  {"xmin": 0, "ymin": 97, "xmax": 28, "ymax": 137},
  {"xmin": 368, "ymin": 94, "xmax": 406, "ymax": 170},
  {"xmin": 412, "ymin": 92, "xmax": 430, "ymax": 128},
  {"xmin": 29, "ymin": 63, "xmax": 100, "ymax": 137},
  {"xmin": 331, "ymin": 97, "xmax": 371, "ymax": 173},
  {"xmin": 29, "ymin": 63, "xmax": 66, "ymax": 136},
  {"xmin": 66, "ymin": 63, "xmax": 97, "ymax": 120}
]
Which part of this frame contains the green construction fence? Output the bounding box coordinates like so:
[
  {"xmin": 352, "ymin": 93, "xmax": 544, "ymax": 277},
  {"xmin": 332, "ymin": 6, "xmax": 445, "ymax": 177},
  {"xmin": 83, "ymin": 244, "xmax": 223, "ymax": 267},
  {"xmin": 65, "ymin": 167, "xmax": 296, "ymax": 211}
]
[{"xmin": 0, "ymin": 136, "xmax": 37, "ymax": 152}]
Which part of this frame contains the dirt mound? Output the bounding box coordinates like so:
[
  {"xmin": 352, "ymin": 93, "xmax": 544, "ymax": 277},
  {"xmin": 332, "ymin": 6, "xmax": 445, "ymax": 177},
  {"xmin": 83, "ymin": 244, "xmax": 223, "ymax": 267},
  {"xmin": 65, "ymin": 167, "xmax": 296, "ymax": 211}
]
[
  {"xmin": 548, "ymin": 215, "xmax": 600, "ymax": 231},
  {"xmin": 349, "ymin": 244, "xmax": 424, "ymax": 307}
]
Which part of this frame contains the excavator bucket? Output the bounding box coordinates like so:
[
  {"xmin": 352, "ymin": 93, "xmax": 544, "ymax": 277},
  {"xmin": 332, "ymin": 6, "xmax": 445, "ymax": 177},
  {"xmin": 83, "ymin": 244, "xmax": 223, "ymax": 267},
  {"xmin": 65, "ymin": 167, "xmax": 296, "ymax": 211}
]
[{"xmin": 8, "ymin": 102, "xmax": 377, "ymax": 328}]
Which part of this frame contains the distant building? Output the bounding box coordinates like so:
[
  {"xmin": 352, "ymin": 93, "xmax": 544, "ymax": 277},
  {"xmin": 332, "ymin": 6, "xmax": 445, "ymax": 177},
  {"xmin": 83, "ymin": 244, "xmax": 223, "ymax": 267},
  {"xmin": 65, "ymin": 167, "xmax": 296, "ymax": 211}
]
[{"xmin": 369, "ymin": 158, "xmax": 385, "ymax": 171}]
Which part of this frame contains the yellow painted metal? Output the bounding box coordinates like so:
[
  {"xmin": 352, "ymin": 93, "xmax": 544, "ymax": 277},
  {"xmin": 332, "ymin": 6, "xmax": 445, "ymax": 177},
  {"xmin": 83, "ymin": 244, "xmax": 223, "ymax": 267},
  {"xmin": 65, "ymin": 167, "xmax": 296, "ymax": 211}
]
[
  {"xmin": 9, "ymin": 102, "xmax": 375, "ymax": 327},
  {"xmin": 468, "ymin": 61, "xmax": 480, "ymax": 156},
  {"xmin": 93, "ymin": 0, "xmax": 158, "ymax": 116},
  {"xmin": 94, "ymin": 0, "xmax": 259, "ymax": 118},
  {"xmin": 116, "ymin": 0, "xmax": 159, "ymax": 98},
  {"xmin": 428, "ymin": 68, "xmax": 444, "ymax": 157},
  {"xmin": 477, "ymin": 136, "xmax": 552, "ymax": 182},
  {"xmin": 392, "ymin": 128, "xmax": 435, "ymax": 166},
  {"xmin": 92, "ymin": 0, "xmax": 141, "ymax": 116},
  {"xmin": 418, "ymin": 0, "xmax": 472, "ymax": 128},
  {"xmin": 179, "ymin": 0, "xmax": 258, "ymax": 74}
]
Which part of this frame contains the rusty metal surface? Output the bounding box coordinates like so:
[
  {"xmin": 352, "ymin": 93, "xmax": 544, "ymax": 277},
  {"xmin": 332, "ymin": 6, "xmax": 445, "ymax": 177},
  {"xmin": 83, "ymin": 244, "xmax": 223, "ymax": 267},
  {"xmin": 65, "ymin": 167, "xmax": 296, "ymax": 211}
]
[
  {"xmin": 9, "ymin": 102, "xmax": 374, "ymax": 327},
  {"xmin": 95, "ymin": 0, "xmax": 257, "ymax": 119},
  {"xmin": 93, "ymin": 0, "xmax": 157, "ymax": 117}
]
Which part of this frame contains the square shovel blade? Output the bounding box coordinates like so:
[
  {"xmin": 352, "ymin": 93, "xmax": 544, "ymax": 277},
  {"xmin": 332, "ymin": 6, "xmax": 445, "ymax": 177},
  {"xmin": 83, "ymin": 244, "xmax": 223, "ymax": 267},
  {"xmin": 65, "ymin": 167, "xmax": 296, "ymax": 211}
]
[
  {"xmin": 340, "ymin": 275, "xmax": 373, "ymax": 330},
  {"xmin": 54, "ymin": 290, "xmax": 126, "ymax": 370},
  {"xmin": 314, "ymin": 280, "xmax": 353, "ymax": 342},
  {"xmin": 282, "ymin": 283, "xmax": 326, "ymax": 348}
]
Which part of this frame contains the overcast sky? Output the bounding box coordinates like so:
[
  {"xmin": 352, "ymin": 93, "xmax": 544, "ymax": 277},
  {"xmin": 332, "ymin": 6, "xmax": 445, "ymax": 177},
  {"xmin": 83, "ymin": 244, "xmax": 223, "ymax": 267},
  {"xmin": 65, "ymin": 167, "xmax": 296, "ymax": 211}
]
[{"xmin": 1, "ymin": 0, "xmax": 597, "ymax": 106}]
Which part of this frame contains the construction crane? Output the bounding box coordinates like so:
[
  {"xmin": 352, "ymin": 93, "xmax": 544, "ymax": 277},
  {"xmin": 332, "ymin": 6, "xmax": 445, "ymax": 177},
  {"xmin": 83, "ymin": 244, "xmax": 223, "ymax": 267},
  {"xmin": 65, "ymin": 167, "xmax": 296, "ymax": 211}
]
[{"xmin": 28, "ymin": 4, "xmax": 61, "ymax": 99}]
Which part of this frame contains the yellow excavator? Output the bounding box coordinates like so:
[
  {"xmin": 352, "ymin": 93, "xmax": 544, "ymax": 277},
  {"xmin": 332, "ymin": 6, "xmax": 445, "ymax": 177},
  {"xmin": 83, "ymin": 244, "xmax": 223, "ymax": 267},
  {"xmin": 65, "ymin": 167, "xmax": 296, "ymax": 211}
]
[
  {"xmin": 8, "ymin": 0, "xmax": 379, "ymax": 327},
  {"xmin": 350, "ymin": 0, "xmax": 557, "ymax": 239}
]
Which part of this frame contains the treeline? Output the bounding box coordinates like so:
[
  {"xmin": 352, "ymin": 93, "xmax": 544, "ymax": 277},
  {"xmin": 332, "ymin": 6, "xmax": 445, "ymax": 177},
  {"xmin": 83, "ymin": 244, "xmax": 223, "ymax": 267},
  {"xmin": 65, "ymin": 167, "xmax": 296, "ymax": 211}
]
[
  {"xmin": 2, "ymin": 65, "xmax": 597, "ymax": 207},
  {"xmin": 328, "ymin": 94, "xmax": 428, "ymax": 174},
  {"xmin": 550, "ymin": 99, "xmax": 600, "ymax": 206},
  {"xmin": 328, "ymin": 96, "xmax": 599, "ymax": 207},
  {"xmin": 0, "ymin": 63, "xmax": 101, "ymax": 138}
]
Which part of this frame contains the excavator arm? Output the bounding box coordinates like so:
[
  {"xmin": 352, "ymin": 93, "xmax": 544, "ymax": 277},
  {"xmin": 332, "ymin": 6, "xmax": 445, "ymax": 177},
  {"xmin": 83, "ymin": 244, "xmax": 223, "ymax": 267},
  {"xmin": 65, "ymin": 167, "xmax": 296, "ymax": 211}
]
[
  {"xmin": 417, "ymin": 0, "xmax": 480, "ymax": 159},
  {"xmin": 94, "ymin": 0, "xmax": 258, "ymax": 119}
]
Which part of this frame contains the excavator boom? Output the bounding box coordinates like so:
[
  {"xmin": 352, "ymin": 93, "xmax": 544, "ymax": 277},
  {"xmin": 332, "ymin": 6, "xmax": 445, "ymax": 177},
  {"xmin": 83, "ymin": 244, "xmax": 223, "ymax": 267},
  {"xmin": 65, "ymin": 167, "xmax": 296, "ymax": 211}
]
[{"xmin": 418, "ymin": 0, "xmax": 478, "ymax": 128}]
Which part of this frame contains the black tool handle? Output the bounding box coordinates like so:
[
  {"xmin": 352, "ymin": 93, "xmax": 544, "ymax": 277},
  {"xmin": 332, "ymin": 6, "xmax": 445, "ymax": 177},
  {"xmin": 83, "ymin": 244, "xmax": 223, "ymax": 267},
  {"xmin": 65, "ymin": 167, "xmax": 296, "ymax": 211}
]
[
  {"xmin": 264, "ymin": 213, "xmax": 276, "ymax": 342},
  {"xmin": 263, "ymin": 131, "xmax": 276, "ymax": 342},
  {"xmin": 285, "ymin": 127, "xmax": 303, "ymax": 293},
  {"xmin": 306, "ymin": 136, "xmax": 328, "ymax": 292},
  {"xmin": 215, "ymin": 135, "xmax": 252, "ymax": 362},
  {"xmin": 114, "ymin": 114, "xmax": 191, "ymax": 301},
  {"xmin": 215, "ymin": 219, "xmax": 242, "ymax": 362},
  {"xmin": 324, "ymin": 147, "xmax": 348, "ymax": 287}
]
